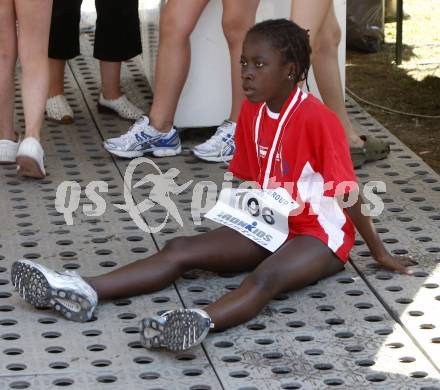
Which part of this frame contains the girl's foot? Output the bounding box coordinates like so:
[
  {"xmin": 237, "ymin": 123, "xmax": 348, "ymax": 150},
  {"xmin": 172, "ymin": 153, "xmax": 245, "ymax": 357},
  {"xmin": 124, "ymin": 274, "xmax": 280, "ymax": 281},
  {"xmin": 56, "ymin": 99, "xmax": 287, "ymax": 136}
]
[
  {"xmin": 0, "ymin": 133, "xmax": 20, "ymax": 165},
  {"xmin": 46, "ymin": 95, "xmax": 74, "ymax": 124},
  {"xmin": 11, "ymin": 260, "xmax": 97, "ymax": 322},
  {"xmin": 140, "ymin": 308, "xmax": 213, "ymax": 351},
  {"xmin": 16, "ymin": 137, "xmax": 46, "ymax": 179}
]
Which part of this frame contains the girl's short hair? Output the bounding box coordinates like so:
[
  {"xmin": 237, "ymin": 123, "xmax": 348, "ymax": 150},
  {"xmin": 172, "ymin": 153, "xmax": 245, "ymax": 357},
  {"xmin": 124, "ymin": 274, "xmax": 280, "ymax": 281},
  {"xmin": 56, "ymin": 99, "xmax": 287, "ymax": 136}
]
[{"xmin": 247, "ymin": 19, "xmax": 311, "ymax": 84}]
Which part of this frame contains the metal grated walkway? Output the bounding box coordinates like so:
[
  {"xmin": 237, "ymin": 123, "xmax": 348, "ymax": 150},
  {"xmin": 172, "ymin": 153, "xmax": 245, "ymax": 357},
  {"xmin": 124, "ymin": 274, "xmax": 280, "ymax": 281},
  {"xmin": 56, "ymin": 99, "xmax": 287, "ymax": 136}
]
[{"xmin": 0, "ymin": 32, "xmax": 439, "ymax": 390}]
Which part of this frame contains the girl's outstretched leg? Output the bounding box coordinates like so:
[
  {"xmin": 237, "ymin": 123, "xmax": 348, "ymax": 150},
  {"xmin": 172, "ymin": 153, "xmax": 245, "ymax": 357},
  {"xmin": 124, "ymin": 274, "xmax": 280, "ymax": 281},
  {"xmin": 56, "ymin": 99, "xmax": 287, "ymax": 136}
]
[
  {"xmin": 205, "ymin": 235, "xmax": 345, "ymax": 330},
  {"xmin": 11, "ymin": 228, "xmax": 269, "ymax": 322},
  {"xmin": 86, "ymin": 227, "xmax": 269, "ymax": 300},
  {"xmin": 141, "ymin": 235, "xmax": 344, "ymax": 351}
]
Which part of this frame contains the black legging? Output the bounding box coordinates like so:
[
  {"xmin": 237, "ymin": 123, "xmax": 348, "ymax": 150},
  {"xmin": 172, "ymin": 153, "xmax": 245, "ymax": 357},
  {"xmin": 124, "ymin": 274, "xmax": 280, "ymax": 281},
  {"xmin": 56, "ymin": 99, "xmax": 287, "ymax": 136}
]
[
  {"xmin": 86, "ymin": 227, "xmax": 345, "ymax": 331},
  {"xmin": 48, "ymin": 0, "xmax": 142, "ymax": 61}
]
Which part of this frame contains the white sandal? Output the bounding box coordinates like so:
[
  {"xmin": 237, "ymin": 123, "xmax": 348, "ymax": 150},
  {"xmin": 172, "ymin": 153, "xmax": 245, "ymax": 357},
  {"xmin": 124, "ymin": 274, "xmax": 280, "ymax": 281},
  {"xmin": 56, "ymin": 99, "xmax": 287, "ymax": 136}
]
[
  {"xmin": 46, "ymin": 95, "xmax": 74, "ymax": 124},
  {"xmin": 98, "ymin": 93, "xmax": 144, "ymax": 121}
]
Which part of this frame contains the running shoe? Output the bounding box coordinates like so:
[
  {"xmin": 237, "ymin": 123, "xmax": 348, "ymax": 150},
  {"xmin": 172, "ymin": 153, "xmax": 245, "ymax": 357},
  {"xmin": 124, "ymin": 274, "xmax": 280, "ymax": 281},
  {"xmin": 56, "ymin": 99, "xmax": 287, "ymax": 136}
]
[
  {"xmin": 140, "ymin": 308, "xmax": 213, "ymax": 351},
  {"xmin": 11, "ymin": 260, "xmax": 97, "ymax": 322},
  {"xmin": 103, "ymin": 116, "xmax": 181, "ymax": 158},
  {"xmin": 192, "ymin": 120, "xmax": 236, "ymax": 162}
]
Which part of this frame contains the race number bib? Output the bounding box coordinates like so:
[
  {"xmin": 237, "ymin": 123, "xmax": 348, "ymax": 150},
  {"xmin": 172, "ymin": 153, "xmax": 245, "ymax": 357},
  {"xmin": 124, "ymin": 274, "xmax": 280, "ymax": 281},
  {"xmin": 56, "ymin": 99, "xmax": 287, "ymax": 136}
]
[{"xmin": 206, "ymin": 187, "xmax": 299, "ymax": 252}]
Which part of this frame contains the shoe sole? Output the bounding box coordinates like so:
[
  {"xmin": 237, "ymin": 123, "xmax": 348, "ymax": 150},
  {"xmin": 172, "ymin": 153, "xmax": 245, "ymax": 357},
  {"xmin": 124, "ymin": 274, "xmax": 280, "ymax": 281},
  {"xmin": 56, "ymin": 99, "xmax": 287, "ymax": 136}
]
[
  {"xmin": 0, "ymin": 160, "xmax": 16, "ymax": 165},
  {"xmin": 192, "ymin": 151, "xmax": 233, "ymax": 163},
  {"xmin": 104, "ymin": 145, "xmax": 181, "ymax": 159},
  {"xmin": 16, "ymin": 156, "xmax": 45, "ymax": 179},
  {"xmin": 97, "ymin": 103, "xmax": 140, "ymax": 122},
  {"xmin": 152, "ymin": 145, "xmax": 181, "ymax": 157},
  {"xmin": 103, "ymin": 147, "xmax": 145, "ymax": 159},
  {"xmin": 11, "ymin": 261, "xmax": 93, "ymax": 322},
  {"xmin": 46, "ymin": 116, "xmax": 74, "ymax": 125},
  {"xmin": 140, "ymin": 309, "xmax": 211, "ymax": 352},
  {"xmin": 139, "ymin": 316, "xmax": 166, "ymax": 348}
]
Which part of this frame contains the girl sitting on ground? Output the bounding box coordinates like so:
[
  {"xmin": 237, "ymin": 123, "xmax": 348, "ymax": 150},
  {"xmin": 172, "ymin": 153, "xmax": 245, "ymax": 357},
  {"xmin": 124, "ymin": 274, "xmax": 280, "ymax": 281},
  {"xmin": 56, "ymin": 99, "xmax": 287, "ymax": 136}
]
[{"xmin": 11, "ymin": 19, "xmax": 412, "ymax": 352}]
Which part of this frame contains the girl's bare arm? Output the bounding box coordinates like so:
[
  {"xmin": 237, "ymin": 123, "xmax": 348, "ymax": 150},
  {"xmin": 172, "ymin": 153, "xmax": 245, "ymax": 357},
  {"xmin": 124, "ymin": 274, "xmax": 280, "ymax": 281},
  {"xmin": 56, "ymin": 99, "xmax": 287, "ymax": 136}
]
[{"xmin": 343, "ymin": 194, "xmax": 413, "ymax": 275}]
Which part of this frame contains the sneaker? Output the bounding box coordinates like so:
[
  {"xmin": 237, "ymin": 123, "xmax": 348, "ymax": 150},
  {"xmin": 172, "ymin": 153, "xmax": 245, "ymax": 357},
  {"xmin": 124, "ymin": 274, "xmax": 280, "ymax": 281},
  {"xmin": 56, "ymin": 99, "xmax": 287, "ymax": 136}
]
[
  {"xmin": 11, "ymin": 259, "xmax": 97, "ymax": 322},
  {"xmin": 46, "ymin": 95, "xmax": 74, "ymax": 124},
  {"xmin": 140, "ymin": 308, "xmax": 213, "ymax": 351},
  {"xmin": 103, "ymin": 116, "xmax": 181, "ymax": 158},
  {"xmin": 16, "ymin": 137, "xmax": 46, "ymax": 179},
  {"xmin": 0, "ymin": 133, "xmax": 20, "ymax": 164},
  {"xmin": 192, "ymin": 120, "xmax": 236, "ymax": 162},
  {"xmin": 98, "ymin": 93, "xmax": 144, "ymax": 121}
]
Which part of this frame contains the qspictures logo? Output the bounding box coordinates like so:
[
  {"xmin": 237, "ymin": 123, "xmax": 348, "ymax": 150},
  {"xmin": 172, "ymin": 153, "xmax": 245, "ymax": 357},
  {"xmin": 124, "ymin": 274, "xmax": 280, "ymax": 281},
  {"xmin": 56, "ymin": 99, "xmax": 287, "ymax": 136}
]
[{"xmin": 54, "ymin": 157, "xmax": 387, "ymax": 234}]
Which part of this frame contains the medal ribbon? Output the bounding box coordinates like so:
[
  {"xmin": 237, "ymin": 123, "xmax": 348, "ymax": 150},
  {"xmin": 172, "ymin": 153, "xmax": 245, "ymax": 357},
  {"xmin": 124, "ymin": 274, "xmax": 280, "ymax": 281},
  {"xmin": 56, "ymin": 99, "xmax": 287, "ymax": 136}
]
[{"xmin": 254, "ymin": 87, "xmax": 308, "ymax": 189}]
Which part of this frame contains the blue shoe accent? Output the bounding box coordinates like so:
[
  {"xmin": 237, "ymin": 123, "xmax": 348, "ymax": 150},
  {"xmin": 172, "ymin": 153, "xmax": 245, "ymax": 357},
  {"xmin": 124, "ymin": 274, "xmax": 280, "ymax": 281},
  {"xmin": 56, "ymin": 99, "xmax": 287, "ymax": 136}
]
[{"xmin": 147, "ymin": 128, "xmax": 182, "ymax": 157}]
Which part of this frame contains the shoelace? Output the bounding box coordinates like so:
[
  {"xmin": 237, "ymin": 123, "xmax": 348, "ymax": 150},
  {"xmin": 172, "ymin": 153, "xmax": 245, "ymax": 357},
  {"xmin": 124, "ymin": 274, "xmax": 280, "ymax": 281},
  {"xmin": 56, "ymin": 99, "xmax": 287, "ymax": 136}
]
[
  {"xmin": 202, "ymin": 125, "xmax": 233, "ymax": 149},
  {"xmin": 117, "ymin": 117, "xmax": 151, "ymax": 141}
]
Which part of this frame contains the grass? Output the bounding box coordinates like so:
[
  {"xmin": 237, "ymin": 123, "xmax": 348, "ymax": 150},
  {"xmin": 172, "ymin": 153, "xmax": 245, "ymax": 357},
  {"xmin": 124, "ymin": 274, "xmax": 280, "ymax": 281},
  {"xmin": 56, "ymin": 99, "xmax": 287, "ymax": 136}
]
[{"xmin": 346, "ymin": 0, "xmax": 440, "ymax": 172}]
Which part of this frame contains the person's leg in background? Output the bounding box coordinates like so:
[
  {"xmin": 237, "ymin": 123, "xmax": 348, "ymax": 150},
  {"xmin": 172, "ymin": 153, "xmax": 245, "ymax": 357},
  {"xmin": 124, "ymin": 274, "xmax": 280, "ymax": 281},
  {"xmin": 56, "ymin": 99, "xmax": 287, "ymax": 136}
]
[
  {"xmin": 15, "ymin": 0, "xmax": 53, "ymax": 178},
  {"xmin": 102, "ymin": 0, "xmax": 209, "ymax": 159},
  {"xmin": 291, "ymin": 0, "xmax": 390, "ymax": 167},
  {"xmin": 46, "ymin": 0, "xmax": 82, "ymax": 124},
  {"xmin": 0, "ymin": 0, "xmax": 19, "ymax": 165},
  {"xmin": 147, "ymin": 0, "xmax": 209, "ymax": 133},
  {"xmin": 94, "ymin": 0, "xmax": 144, "ymax": 121},
  {"xmin": 292, "ymin": 1, "xmax": 361, "ymax": 144},
  {"xmin": 222, "ymin": 0, "xmax": 259, "ymax": 123},
  {"xmin": 99, "ymin": 61, "xmax": 122, "ymax": 100},
  {"xmin": 192, "ymin": 0, "xmax": 260, "ymax": 162}
]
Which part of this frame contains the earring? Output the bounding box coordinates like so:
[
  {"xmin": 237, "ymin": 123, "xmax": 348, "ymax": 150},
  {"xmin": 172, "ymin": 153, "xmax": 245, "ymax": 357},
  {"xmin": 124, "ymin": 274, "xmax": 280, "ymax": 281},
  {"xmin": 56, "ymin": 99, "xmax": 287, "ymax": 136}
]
[{"xmin": 288, "ymin": 74, "xmax": 293, "ymax": 80}]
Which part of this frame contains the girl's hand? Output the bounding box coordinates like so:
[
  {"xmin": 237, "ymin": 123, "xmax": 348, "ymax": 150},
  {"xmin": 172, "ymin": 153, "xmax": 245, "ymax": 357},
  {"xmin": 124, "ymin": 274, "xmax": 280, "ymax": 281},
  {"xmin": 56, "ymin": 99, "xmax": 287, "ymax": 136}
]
[{"xmin": 374, "ymin": 251, "xmax": 416, "ymax": 275}]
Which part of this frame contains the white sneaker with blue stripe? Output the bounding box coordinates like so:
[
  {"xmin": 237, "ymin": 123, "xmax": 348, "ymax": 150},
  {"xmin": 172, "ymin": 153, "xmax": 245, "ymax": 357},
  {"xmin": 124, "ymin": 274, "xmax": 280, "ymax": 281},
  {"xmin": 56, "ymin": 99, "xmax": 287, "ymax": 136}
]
[
  {"xmin": 103, "ymin": 116, "xmax": 181, "ymax": 158},
  {"xmin": 192, "ymin": 120, "xmax": 236, "ymax": 162}
]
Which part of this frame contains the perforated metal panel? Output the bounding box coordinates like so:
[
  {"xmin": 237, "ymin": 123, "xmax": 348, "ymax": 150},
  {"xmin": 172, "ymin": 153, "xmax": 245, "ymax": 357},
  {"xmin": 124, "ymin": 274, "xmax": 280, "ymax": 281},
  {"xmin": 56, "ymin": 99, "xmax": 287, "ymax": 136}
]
[
  {"xmin": 1, "ymin": 32, "xmax": 439, "ymax": 389},
  {"xmin": 1, "ymin": 40, "xmax": 219, "ymax": 390},
  {"xmin": 346, "ymin": 96, "xmax": 440, "ymax": 371}
]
